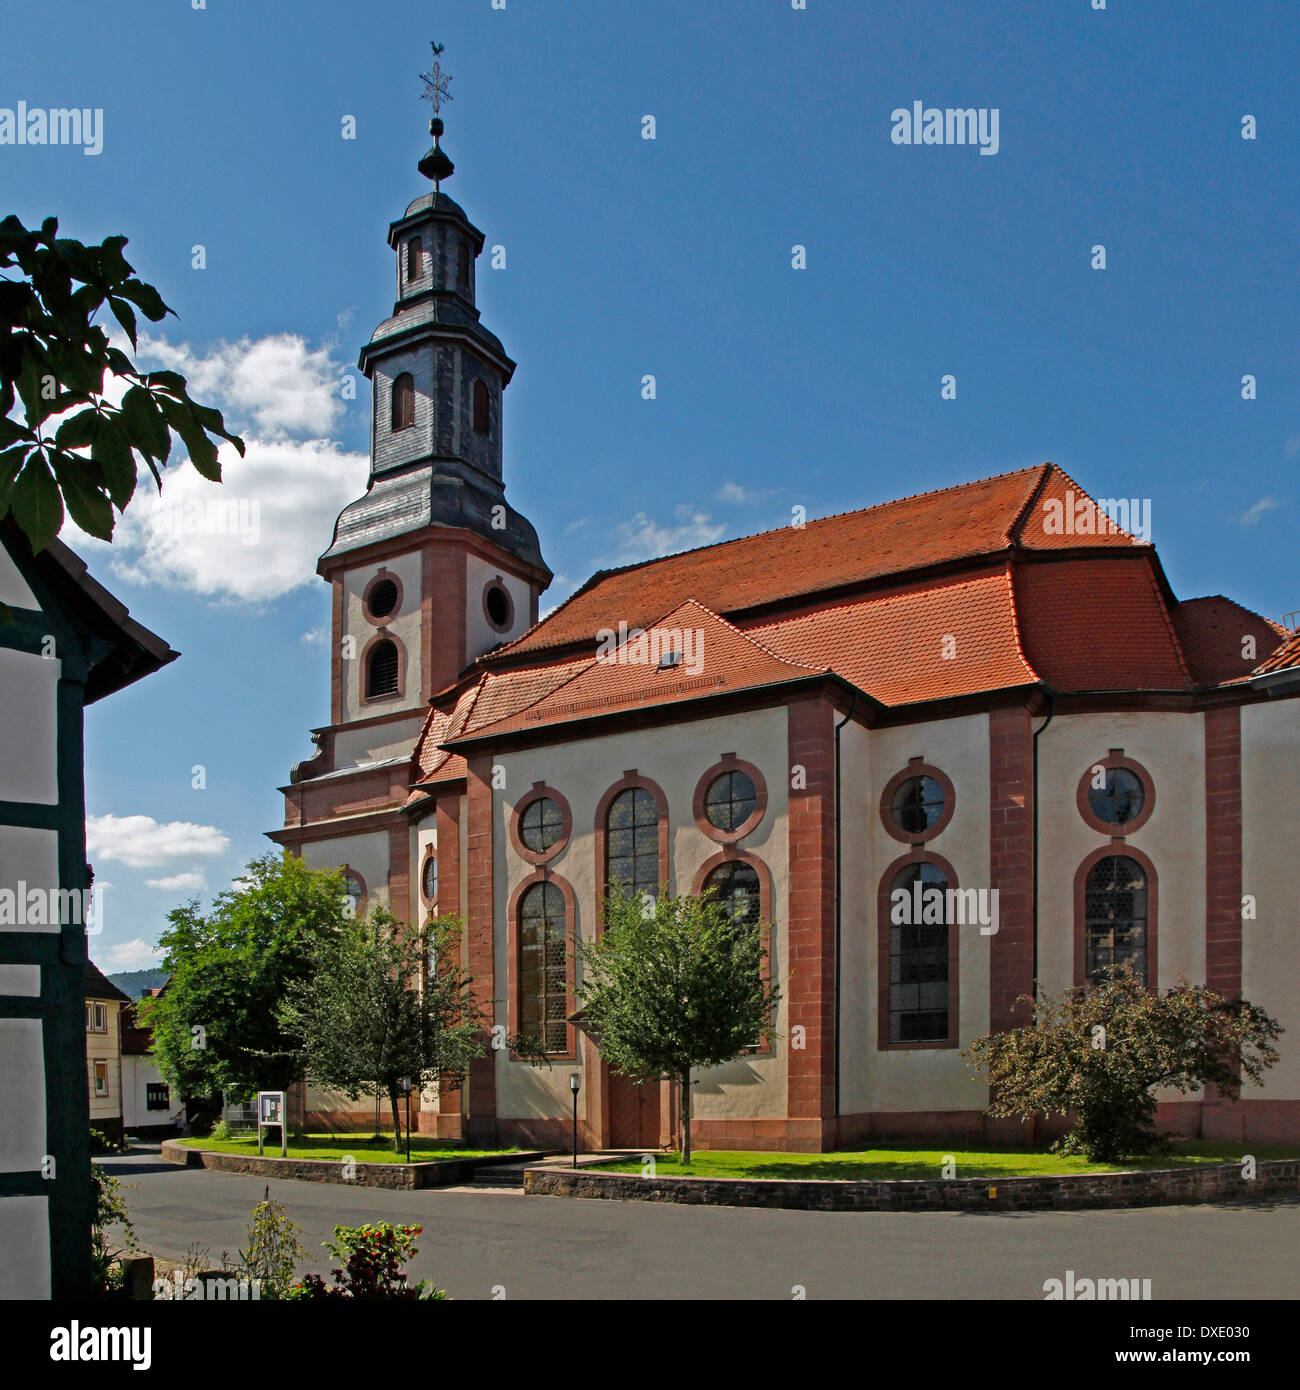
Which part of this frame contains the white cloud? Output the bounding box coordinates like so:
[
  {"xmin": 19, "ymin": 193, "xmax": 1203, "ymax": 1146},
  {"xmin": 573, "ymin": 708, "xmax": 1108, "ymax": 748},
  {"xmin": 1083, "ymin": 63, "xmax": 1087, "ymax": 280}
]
[
  {"xmin": 614, "ymin": 507, "xmax": 726, "ymax": 562},
  {"xmin": 62, "ymin": 332, "xmax": 367, "ymax": 604},
  {"xmin": 102, "ymin": 938, "xmax": 165, "ymax": 971},
  {"xmin": 86, "ymin": 815, "xmax": 230, "ymax": 869},
  {"xmin": 300, "ymin": 626, "xmax": 329, "ymax": 647},
  {"xmin": 136, "ymin": 331, "xmax": 346, "ymax": 440},
  {"xmin": 714, "ymin": 481, "xmax": 777, "ymax": 505},
  {"xmin": 1241, "ymin": 497, "xmax": 1281, "ymax": 527},
  {"xmin": 144, "ymin": 871, "xmax": 207, "ymax": 892}
]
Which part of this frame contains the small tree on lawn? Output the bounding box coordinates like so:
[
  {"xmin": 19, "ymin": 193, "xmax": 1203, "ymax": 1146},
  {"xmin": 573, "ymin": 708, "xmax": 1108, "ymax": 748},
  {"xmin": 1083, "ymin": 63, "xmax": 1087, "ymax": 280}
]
[
  {"xmin": 143, "ymin": 853, "xmax": 350, "ymax": 1102},
  {"xmin": 278, "ymin": 909, "xmax": 485, "ymax": 1151},
  {"xmin": 576, "ymin": 886, "xmax": 780, "ymax": 1164},
  {"xmin": 964, "ymin": 964, "xmax": 1282, "ymax": 1161}
]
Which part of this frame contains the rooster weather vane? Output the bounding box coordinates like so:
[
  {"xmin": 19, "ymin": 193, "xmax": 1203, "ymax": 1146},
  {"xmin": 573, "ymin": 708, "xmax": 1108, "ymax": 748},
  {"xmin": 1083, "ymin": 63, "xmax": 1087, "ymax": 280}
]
[{"xmin": 417, "ymin": 41, "xmax": 455, "ymax": 188}]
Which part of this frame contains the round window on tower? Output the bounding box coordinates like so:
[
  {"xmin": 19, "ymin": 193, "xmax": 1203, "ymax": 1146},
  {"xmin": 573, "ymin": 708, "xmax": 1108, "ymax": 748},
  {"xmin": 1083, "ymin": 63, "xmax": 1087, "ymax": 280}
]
[
  {"xmin": 363, "ymin": 571, "xmax": 402, "ymax": 624},
  {"xmin": 483, "ymin": 580, "xmax": 514, "ymax": 633}
]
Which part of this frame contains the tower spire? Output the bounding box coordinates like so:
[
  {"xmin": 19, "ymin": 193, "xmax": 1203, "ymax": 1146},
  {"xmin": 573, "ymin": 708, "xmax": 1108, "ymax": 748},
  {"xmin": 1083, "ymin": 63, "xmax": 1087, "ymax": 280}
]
[{"xmin": 417, "ymin": 41, "xmax": 455, "ymax": 189}]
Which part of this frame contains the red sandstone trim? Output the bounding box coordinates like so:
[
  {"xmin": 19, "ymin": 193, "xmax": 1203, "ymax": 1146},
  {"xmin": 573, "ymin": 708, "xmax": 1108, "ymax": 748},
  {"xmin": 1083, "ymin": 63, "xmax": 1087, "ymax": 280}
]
[
  {"xmin": 464, "ymin": 757, "xmax": 497, "ymax": 1139},
  {"xmin": 432, "ymin": 794, "xmax": 464, "ymax": 1137},
  {"xmin": 875, "ymin": 848, "xmax": 961, "ymax": 1050},
  {"xmin": 879, "ymin": 756, "xmax": 957, "ymax": 846},
  {"xmin": 1204, "ymin": 707, "xmax": 1243, "ymax": 1001},
  {"xmin": 785, "ymin": 696, "xmax": 836, "ymax": 1129},
  {"xmin": 988, "ymin": 706, "xmax": 1035, "ymax": 1033},
  {"xmin": 330, "ymin": 577, "xmax": 344, "ymax": 726},
  {"xmin": 419, "ymin": 843, "xmax": 438, "ymax": 913},
  {"xmin": 1075, "ymin": 747, "xmax": 1156, "ymax": 836},
  {"xmin": 481, "ymin": 575, "xmax": 516, "ymax": 633},
  {"xmin": 1072, "ymin": 841, "xmax": 1159, "ymax": 989},
  {"xmin": 692, "ymin": 753, "xmax": 768, "ymax": 844}
]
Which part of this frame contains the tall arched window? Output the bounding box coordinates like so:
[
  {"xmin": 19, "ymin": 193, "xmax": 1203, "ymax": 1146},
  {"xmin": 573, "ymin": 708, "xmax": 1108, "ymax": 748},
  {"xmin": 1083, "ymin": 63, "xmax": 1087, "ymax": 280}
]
[
  {"xmin": 519, "ymin": 881, "xmax": 567, "ymax": 1054},
  {"xmin": 606, "ymin": 787, "xmax": 659, "ymax": 897},
  {"xmin": 1083, "ymin": 854, "xmax": 1149, "ymax": 985},
  {"xmin": 391, "ymin": 373, "xmax": 414, "ymax": 432},
  {"xmin": 365, "ymin": 637, "xmax": 399, "ymax": 699},
  {"xmin": 886, "ymin": 860, "xmax": 951, "ymax": 1044},
  {"xmin": 472, "ymin": 379, "xmax": 489, "ymax": 435},
  {"xmin": 406, "ymin": 237, "xmax": 423, "ymax": 282}
]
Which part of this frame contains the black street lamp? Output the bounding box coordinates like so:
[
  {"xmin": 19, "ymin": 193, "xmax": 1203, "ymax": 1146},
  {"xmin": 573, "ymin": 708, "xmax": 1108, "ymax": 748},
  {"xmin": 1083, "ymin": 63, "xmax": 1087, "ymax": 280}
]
[
  {"xmin": 569, "ymin": 1072, "xmax": 581, "ymax": 1169},
  {"xmin": 401, "ymin": 1076, "xmax": 412, "ymax": 1164}
]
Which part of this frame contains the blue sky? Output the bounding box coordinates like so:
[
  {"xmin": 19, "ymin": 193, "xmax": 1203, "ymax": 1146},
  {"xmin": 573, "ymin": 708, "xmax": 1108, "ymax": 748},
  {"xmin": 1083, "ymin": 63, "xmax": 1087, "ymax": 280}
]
[{"xmin": 3, "ymin": 0, "xmax": 1296, "ymax": 971}]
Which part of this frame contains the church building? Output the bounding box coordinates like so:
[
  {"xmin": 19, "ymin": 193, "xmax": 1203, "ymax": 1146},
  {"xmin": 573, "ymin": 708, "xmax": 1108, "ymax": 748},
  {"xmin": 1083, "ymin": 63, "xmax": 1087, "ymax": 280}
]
[{"xmin": 271, "ymin": 105, "xmax": 1300, "ymax": 1152}]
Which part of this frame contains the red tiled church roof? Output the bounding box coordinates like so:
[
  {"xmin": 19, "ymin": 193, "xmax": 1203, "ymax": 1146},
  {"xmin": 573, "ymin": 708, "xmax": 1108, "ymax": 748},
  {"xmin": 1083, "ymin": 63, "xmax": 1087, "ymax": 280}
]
[
  {"xmin": 416, "ymin": 464, "xmax": 1284, "ymax": 755},
  {"xmin": 1173, "ymin": 596, "xmax": 1285, "ymax": 686}
]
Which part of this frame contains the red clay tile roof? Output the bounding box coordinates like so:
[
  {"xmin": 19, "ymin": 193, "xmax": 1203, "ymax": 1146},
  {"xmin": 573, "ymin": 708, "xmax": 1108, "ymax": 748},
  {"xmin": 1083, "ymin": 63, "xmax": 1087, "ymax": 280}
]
[
  {"xmin": 1013, "ymin": 557, "xmax": 1192, "ymax": 691},
  {"xmin": 414, "ymin": 465, "xmax": 1282, "ymax": 758},
  {"xmin": 452, "ymin": 600, "xmax": 826, "ymax": 741},
  {"xmin": 495, "ymin": 463, "xmax": 1136, "ymax": 659},
  {"xmin": 1251, "ymin": 628, "xmax": 1300, "ymax": 677},
  {"xmin": 1173, "ymin": 597, "xmax": 1285, "ymax": 686},
  {"xmin": 747, "ymin": 566, "xmax": 1037, "ymax": 706}
]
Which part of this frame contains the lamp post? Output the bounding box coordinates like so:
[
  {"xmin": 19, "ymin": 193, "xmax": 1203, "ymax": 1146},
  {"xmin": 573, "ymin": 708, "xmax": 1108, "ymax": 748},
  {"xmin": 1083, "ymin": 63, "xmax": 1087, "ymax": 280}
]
[
  {"xmin": 401, "ymin": 1076, "xmax": 412, "ymax": 1164},
  {"xmin": 569, "ymin": 1072, "xmax": 581, "ymax": 1169}
]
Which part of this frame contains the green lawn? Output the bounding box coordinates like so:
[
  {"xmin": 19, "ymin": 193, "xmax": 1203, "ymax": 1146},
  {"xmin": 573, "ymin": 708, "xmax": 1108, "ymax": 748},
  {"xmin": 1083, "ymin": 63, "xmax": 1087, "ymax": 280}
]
[
  {"xmin": 598, "ymin": 1141, "xmax": 1300, "ymax": 1182},
  {"xmin": 177, "ymin": 1132, "xmax": 519, "ymax": 1165}
]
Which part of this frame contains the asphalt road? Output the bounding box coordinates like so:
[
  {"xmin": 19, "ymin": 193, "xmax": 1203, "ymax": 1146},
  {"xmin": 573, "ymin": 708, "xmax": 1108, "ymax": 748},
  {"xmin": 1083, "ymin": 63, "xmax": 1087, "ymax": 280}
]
[{"xmin": 100, "ymin": 1146, "xmax": 1300, "ymax": 1301}]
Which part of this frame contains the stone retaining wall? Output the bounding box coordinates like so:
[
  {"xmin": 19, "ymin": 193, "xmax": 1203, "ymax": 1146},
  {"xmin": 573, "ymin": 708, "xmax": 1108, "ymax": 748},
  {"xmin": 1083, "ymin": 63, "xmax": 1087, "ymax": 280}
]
[
  {"xmin": 161, "ymin": 1140, "xmax": 545, "ymax": 1190},
  {"xmin": 523, "ymin": 1158, "xmax": 1300, "ymax": 1212}
]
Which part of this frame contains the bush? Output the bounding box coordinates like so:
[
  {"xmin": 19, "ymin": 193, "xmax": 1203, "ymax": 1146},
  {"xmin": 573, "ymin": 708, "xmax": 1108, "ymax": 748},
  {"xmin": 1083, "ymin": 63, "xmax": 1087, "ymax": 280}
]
[
  {"xmin": 285, "ymin": 1222, "xmax": 445, "ymax": 1300},
  {"xmin": 89, "ymin": 1126, "xmax": 126, "ymax": 1156},
  {"xmin": 965, "ymin": 964, "xmax": 1283, "ymax": 1161},
  {"xmin": 90, "ymin": 1164, "xmax": 139, "ymax": 1297},
  {"xmin": 234, "ymin": 1190, "xmax": 306, "ymax": 1298}
]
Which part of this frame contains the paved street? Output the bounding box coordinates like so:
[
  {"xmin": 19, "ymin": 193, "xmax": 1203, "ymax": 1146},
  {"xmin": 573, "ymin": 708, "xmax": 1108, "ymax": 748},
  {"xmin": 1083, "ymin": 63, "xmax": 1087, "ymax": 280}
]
[{"xmin": 101, "ymin": 1146, "xmax": 1300, "ymax": 1301}]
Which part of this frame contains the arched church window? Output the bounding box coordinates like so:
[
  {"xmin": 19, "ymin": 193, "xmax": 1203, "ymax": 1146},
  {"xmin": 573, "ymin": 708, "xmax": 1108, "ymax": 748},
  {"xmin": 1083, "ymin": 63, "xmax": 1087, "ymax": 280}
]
[
  {"xmin": 391, "ymin": 373, "xmax": 415, "ymax": 432},
  {"xmin": 472, "ymin": 379, "xmax": 489, "ymax": 435},
  {"xmin": 519, "ymin": 881, "xmax": 568, "ymax": 1055},
  {"xmin": 406, "ymin": 237, "xmax": 423, "ymax": 282},
  {"xmin": 606, "ymin": 787, "xmax": 659, "ymax": 897},
  {"xmin": 366, "ymin": 638, "xmax": 400, "ymax": 699}
]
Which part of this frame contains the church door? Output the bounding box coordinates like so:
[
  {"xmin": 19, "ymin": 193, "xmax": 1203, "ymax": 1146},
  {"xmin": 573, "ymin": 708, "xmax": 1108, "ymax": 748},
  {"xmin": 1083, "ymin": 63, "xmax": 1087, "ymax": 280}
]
[{"xmin": 607, "ymin": 1071, "xmax": 660, "ymax": 1149}]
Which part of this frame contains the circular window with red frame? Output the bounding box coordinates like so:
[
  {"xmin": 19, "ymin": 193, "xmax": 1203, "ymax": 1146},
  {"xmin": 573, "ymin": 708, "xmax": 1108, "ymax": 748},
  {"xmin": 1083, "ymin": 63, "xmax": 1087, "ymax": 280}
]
[
  {"xmin": 693, "ymin": 756, "xmax": 767, "ymax": 844},
  {"xmin": 510, "ymin": 785, "xmax": 572, "ymax": 865},
  {"xmin": 1076, "ymin": 751, "xmax": 1155, "ymax": 835},
  {"xmin": 880, "ymin": 760, "xmax": 956, "ymax": 844}
]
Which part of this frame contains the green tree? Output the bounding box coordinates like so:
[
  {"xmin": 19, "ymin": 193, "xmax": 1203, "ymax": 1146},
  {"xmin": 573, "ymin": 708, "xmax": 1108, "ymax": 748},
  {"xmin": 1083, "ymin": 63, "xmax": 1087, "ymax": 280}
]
[
  {"xmin": 142, "ymin": 853, "xmax": 350, "ymax": 1101},
  {"xmin": 0, "ymin": 214, "xmax": 243, "ymax": 550},
  {"xmin": 278, "ymin": 910, "xmax": 486, "ymax": 1151},
  {"xmin": 965, "ymin": 964, "xmax": 1283, "ymax": 1160},
  {"xmin": 576, "ymin": 886, "xmax": 779, "ymax": 1163}
]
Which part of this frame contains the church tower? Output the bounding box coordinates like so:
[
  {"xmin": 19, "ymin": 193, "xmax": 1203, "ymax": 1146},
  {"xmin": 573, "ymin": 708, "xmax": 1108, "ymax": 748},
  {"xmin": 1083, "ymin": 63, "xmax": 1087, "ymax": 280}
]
[
  {"xmin": 314, "ymin": 74, "xmax": 550, "ymax": 756},
  {"xmin": 283, "ymin": 53, "xmax": 549, "ymax": 806}
]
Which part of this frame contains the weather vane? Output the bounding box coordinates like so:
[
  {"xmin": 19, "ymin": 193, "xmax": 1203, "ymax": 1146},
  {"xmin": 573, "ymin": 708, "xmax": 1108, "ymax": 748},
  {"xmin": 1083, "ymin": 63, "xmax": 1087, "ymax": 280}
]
[{"xmin": 419, "ymin": 41, "xmax": 453, "ymax": 119}]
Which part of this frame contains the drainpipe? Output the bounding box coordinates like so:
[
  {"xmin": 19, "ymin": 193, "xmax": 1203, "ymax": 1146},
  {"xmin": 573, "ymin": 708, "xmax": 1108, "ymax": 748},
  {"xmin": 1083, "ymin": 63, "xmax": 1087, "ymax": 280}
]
[
  {"xmin": 1031, "ymin": 684, "xmax": 1058, "ymax": 993},
  {"xmin": 833, "ymin": 692, "xmax": 858, "ymax": 1123}
]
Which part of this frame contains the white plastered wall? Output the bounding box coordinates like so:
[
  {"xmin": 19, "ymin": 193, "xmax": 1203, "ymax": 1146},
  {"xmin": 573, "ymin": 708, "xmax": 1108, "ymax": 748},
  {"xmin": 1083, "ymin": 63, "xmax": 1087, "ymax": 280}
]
[
  {"xmin": 1242, "ymin": 698, "xmax": 1300, "ymax": 1098},
  {"xmin": 491, "ymin": 707, "xmax": 791, "ymax": 1125},
  {"xmin": 465, "ymin": 552, "xmax": 532, "ymax": 662},
  {"xmin": 840, "ymin": 712, "xmax": 992, "ymax": 1117},
  {"xmin": 339, "ymin": 552, "xmax": 423, "ymax": 723}
]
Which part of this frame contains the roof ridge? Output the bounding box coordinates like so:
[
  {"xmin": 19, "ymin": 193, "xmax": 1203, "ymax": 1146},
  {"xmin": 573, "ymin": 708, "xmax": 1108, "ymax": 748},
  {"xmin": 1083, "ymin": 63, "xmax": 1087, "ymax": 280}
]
[
  {"xmin": 1140, "ymin": 554, "xmax": 1195, "ymax": 687},
  {"xmin": 1002, "ymin": 561, "xmax": 1044, "ymax": 685},
  {"xmin": 1004, "ymin": 462, "xmax": 1055, "ymax": 545},
  {"xmin": 1178, "ymin": 593, "xmax": 1289, "ymax": 636},
  {"xmin": 670, "ymin": 597, "xmax": 829, "ymax": 675}
]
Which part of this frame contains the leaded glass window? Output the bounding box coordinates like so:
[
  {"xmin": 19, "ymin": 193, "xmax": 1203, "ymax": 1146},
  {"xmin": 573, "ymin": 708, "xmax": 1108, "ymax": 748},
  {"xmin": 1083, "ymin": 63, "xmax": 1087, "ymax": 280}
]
[{"xmin": 519, "ymin": 881, "xmax": 567, "ymax": 1054}]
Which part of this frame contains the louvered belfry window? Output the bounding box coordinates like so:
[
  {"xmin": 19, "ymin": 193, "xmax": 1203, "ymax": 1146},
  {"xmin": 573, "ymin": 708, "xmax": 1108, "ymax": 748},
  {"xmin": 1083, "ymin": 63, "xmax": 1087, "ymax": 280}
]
[
  {"xmin": 391, "ymin": 372, "xmax": 415, "ymax": 432},
  {"xmin": 519, "ymin": 881, "xmax": 567, "ymax": 1054},
  {"xmin": 472, "ymin": 379, "xmax": 489, "ymax": 435},
  {"xmin": 366, "ymin": 638, "xmax": 399, "ymax": 698},
  {"xmin": 406, "ymin": 236, "xmax": 423, "ymax": 282}
]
